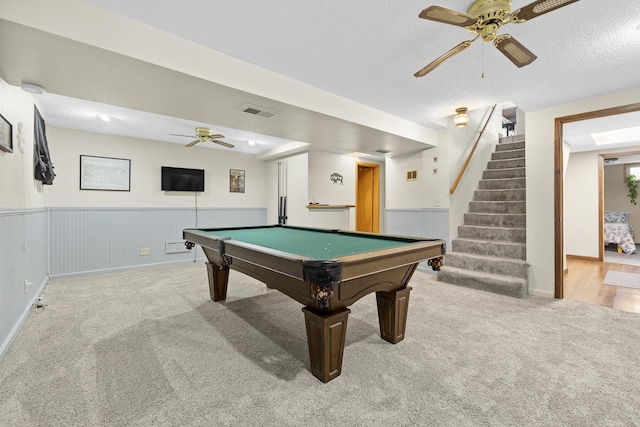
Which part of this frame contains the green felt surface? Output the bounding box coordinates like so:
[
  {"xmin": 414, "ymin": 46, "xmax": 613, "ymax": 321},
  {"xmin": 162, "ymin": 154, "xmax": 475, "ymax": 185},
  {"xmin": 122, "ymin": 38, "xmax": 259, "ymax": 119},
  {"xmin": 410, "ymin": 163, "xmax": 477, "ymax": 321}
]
[{"xmin": 206, "ymin": 227, "xmax": 418, "ymax": 259}]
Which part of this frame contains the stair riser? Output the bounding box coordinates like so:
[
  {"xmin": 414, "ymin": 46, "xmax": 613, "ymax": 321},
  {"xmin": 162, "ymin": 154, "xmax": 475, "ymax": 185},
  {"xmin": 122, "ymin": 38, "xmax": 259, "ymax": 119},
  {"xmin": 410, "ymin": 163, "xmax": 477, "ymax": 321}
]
[
  {"xmin": 487, "ymin": 158, "xmax": 526, "ymax": 170},
  {"xmin": 492, "ymin": 150, "xmax": 525, "ymax": 161},
  {"xmin": 474, "ymin": 189, "xmax": 525, "ymax": 201},
  {"xmin": 464, "ymin": 213, "xmax": 526, "ymax": 228},
  {"xmin": 458, "ymin": 226, "xmax": 526, "ymax": 243},
  {"xmin": 452, "ymin": 239, "xmax": 526, "ymax": 260},
  {"xmin": 483, "ymin": 168, "xmax": 525, "ymax": 179},
  {"xmin": 469, "ymin": 201, "xmax": 526, "ymax": 214},
  {"xmin": 437, "ymin": 267, "xmax": 528, "ymax": 298},
  {"xmin": 444, "ymin": 253, "xmax": 528, "ymax": 279},
  {"xmin": 479, "ymin": 178, "xmax": 526, "ymax": 190},
  {"xmin": 498, "ymin": 135, "xmax": 525, "ymax": 146}
]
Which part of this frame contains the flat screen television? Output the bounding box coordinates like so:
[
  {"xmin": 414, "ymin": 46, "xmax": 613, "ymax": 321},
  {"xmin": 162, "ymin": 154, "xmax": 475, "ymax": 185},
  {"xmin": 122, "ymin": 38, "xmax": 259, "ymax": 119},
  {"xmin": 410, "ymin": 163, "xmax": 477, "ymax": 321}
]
[{"xmin": 161, "ymin": 166, "xmax": 205, "ymax": 192}]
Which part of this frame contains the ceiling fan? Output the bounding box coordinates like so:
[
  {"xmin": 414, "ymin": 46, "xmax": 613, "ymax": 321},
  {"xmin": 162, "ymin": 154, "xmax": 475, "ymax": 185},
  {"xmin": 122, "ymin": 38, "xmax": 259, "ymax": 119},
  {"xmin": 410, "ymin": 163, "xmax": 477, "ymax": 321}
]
[
  {"xmin": 414, "ymin": 0, "xmax": 581, "ymax": 78},
  {"xmin": 170, "ymin": 127, "xmax": 234, "ymax": 148}
]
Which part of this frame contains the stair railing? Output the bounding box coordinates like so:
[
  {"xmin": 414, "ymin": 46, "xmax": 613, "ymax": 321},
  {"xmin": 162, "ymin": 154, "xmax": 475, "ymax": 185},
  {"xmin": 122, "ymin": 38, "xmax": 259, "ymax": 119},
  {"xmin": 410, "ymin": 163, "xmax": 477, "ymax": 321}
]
[{"xmin": 449, "ymin": 104, "xmax": 498, "ymax": 194}]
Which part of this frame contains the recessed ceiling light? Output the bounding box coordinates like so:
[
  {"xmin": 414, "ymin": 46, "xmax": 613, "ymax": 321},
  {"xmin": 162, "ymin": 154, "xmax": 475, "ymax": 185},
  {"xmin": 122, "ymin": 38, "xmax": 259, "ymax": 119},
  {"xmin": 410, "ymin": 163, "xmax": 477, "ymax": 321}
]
[
  {"xmin": 20, "ymin": 82, "xmax": 45, "ymax": 94},
  {"xmin": 248, "ymin": 140, "xmax": 256, "ymax": 146},
  {"xmin": 97, "ymin": 114, "xmax": 111, "ymax": 122}
]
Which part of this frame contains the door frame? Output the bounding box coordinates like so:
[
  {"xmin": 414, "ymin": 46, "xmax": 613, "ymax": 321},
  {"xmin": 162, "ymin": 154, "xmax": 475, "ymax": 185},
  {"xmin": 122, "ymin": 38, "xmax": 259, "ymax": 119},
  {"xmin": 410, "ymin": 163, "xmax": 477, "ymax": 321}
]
[
  {"xmin": 356, "ymin": 162, "xmax": 380, "ymax": 233},
  {"xmin": 554, "ymin": 102, "xmax": 640, "ymax": 298}
]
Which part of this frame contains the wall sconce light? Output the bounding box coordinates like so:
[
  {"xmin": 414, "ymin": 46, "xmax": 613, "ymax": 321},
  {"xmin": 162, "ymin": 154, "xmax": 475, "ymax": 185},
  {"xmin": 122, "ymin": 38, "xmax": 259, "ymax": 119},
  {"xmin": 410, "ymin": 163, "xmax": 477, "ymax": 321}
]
[{"xmin": 453, "ymin": 107, "xmax": 469, "ymax": 128}]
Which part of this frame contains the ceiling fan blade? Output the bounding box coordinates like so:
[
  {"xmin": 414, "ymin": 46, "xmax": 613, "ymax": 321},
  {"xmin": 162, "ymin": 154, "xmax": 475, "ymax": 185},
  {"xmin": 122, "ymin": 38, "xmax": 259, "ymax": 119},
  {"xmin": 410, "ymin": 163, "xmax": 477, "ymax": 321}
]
[
  {"xmin": 419, "ymin": 5, "xmax": 478, "ymax": 27},
  {"xmin": 185, "ymin": 139, "xmax": 200, "ymax": 147},
  {"xmin": 414, "ymin": 38, "xmax": 476, "ymax": 78},
  {"xmin": 169, "ymin": 133, "xmax": 197, "ymax": 138},
  {"xmin": 209, "ymin": 134, "xmax": 224, "ymax": 140},
  {"xmin": 494, "ymin": 35, "xmax": 537, "ymax": 68},
  {"xmin": 513, "ymin": 0, "xmax": 580, "ymax": 22},
  {"xmin": 211, "ymin": 140, "xmax": 234, "ymax": 149}
]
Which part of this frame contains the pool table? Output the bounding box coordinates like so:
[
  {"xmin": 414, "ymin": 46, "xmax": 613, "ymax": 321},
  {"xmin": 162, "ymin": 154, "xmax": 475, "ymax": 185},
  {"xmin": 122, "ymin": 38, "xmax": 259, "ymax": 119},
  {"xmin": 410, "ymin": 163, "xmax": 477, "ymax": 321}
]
[{"xmin": 183, "ymin": 224, "xmax": 445, "ymax": 382}]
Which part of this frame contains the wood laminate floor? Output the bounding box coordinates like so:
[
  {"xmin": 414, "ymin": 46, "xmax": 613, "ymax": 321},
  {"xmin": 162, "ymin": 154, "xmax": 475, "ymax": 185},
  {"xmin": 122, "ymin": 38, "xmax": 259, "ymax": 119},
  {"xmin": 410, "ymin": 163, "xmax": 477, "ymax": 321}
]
[{"xmin": 564, "ymin": 258, "xmax": 640, "ymax": 314}]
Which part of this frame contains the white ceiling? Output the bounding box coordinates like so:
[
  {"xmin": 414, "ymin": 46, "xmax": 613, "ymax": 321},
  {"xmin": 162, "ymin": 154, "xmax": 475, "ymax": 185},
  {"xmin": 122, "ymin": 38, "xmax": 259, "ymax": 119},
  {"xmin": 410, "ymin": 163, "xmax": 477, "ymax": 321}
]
[{"xmin": 1, "ymin": 0, "xmax": 640, "ymax": 157}]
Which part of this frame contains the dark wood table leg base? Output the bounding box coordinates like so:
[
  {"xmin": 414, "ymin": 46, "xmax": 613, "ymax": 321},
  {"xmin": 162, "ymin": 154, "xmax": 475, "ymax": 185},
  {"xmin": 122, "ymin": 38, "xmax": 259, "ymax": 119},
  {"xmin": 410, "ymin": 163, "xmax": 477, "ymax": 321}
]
[
  {"xmin": 302, "ymin": 307, "xmax": 351, "ymax": 383},
  {"xmin": 376, "ymin": 286, "xmax": 412, "ymax": 344},
  {"xmin": 206, "ymin": 262, "xmax": 229, "ymax": 301}
]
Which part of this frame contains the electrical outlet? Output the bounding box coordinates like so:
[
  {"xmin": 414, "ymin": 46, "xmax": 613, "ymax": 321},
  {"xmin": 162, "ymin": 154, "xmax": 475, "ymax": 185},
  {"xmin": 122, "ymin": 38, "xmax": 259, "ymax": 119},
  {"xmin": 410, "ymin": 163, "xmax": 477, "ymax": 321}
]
[
  {"xmin": 24, "ymin": 280, "xmax": 32, "ymax": 294},
  {"xmin": 433, "ymin": 198, "xmax": 441, "ymax": 207},
  {"xmin": 140, "ymin": 248, "xmax": 149, "ymax": 256}
]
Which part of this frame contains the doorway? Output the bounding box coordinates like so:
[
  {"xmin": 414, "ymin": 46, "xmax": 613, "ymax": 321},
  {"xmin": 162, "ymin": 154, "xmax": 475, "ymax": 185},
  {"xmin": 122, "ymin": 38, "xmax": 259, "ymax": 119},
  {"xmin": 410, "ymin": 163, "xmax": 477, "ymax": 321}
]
[
  {"xmin": 356, "ymin": 162, "xmax": 379, "ymax": 232},
  {"xmin": 554, "ymin": 102, "xmax": 640, "ymax": 299}
]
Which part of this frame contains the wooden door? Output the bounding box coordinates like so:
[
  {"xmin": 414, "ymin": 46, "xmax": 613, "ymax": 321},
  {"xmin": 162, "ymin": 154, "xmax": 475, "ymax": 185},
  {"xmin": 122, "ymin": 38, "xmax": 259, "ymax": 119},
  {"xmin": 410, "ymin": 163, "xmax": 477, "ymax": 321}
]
[{"xmin": 356, "ymin": 162, "xmax": 379, "ymax": 232}]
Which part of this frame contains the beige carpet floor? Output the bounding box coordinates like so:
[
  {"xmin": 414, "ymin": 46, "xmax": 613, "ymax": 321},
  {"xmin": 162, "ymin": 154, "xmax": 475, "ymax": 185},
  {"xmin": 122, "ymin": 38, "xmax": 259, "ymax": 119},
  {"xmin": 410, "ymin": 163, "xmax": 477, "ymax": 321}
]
[{"xmin": 1, "ymin": 262, "xmax": 640, "ymax": 426}]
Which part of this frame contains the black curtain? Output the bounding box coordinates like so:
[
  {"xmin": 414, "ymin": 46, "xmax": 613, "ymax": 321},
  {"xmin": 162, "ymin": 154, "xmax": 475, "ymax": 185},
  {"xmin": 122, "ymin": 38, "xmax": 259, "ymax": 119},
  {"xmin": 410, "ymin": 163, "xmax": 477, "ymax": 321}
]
[{"xmin": 33, "ymin": 106, "xmax": 55, "ymax": 185}]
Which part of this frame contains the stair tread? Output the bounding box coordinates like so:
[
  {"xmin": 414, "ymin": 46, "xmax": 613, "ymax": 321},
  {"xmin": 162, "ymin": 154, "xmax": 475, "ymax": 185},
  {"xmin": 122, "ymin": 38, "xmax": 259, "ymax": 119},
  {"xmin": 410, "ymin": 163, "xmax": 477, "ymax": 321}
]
[
  {"xmin": 453, "ymin": 238, "xmax": 526, "ymax": 246},
  {"xmin": 446, "ymin": 251, "xmax": 529, "ymax": 265},
  {"xmin": 466, "ymin": 212, "xmax": 526, "ymax": 216},
  {"xmin": 460, "ymin": 225, "xmax": 525, "ymax": 230},
  {"xmin": 440, "ymin": 266, "xmax": 528, "ymax": 283}
]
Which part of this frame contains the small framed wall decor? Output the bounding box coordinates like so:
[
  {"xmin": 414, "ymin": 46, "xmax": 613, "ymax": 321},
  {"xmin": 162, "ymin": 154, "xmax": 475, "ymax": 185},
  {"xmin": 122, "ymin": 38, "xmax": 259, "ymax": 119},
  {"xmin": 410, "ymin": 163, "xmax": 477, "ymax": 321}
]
[
  {"xmin": 80, "ymin": 155, "xmax": 131, "ymax": 191},
  {"xmin": 0, "ymin": 113, "xmax": 13, "ymax": 153},
  {"xmin": 230, "ymin": 169, "xmax": 245, "ymax": 193}
]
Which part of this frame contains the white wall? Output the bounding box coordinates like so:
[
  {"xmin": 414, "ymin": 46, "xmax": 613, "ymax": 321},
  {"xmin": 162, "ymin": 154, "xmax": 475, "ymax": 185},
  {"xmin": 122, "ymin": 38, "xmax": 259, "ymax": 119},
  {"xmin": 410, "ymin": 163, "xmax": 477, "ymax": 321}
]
[
  {"xmin": 525, "ymin": 85, "xmax": 640, "ymax": 297},
  {"xmin": 46, "ymin": 127, "xmax": 269, "ymax": 208},
  {"xmin": 308, "ymin": 150, "xmax": 357, "ymax": 206},
  {"xmin": 0, "ymin": 80, "xmax": 45, "ymax": 209},
  {"xmin": 564, "ymin": 151, "xmax": 600, "ymax": 257},
  {"xmin": 385, "ymin": 151, "xmax": 426, "ymax": 208}
]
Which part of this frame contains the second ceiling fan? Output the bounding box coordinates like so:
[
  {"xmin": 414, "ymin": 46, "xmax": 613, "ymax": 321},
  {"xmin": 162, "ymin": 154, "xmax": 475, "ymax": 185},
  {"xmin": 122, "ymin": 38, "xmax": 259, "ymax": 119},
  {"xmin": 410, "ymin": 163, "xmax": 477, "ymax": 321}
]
[
  {"xmin": 414, "ymin": 0, "xmax": 581, "ymax": 78},
  {"xmin": 170, "ymin": 127, "xmax": 234, "ymax": 148}
]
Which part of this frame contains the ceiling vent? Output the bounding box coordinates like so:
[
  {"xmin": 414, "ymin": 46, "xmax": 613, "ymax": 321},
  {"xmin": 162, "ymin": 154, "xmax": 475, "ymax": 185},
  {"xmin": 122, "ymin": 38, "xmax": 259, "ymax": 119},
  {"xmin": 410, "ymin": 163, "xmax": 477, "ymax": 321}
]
[
  {"xmin": 375, "ymin": 149, "xmax": 392, "ymax": 154},
  {"xmin": 238, "ymin": 103, "xmax": 281, "ymax": 118}
]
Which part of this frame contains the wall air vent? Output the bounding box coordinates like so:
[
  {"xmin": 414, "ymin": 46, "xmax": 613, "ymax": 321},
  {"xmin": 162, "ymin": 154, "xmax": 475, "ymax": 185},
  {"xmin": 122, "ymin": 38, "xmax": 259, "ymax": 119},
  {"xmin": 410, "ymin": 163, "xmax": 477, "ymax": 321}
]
[
  {"xmin": 604, "ymin": 158, "xmax": 619, "ymax": 165},
  {"xmin": 237, "ymin": 103, "xmax": 281, "ymax": 118}
]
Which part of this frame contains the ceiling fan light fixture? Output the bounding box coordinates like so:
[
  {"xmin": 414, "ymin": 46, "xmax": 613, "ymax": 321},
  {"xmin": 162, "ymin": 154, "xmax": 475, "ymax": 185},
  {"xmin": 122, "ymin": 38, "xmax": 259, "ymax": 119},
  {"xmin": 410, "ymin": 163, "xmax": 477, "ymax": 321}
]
[{"xmin": 454, "ymin": 107, "xmax": 470, "ymax": 127}]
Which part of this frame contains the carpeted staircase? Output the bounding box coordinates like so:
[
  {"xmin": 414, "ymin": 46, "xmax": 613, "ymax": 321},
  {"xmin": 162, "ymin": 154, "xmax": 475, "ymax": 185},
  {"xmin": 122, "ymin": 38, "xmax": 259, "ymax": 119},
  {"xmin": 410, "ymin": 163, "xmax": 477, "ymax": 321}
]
[{"xmin": 438, "ymin": 134, "xmax": 528, "ymax": 298}]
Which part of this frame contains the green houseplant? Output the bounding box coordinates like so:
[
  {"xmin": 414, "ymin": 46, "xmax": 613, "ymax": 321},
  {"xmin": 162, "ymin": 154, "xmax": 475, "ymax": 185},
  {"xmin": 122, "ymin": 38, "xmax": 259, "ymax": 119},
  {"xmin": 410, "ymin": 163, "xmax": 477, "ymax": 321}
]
[{"xmin": 627, "ymin": 174, "xmax": 638, "ymax": 205}]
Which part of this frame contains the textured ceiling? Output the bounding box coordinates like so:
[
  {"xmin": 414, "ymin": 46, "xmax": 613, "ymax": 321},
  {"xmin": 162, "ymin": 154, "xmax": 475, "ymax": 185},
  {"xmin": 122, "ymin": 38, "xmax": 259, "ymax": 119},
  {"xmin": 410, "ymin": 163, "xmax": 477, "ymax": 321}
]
[
  {"xmin": 80, "ymin": 0, "xmax": 640, "ymax": 126},
  {"xmin": 2, "ymin": 0, "xmax": 640, "ymax": 155}
]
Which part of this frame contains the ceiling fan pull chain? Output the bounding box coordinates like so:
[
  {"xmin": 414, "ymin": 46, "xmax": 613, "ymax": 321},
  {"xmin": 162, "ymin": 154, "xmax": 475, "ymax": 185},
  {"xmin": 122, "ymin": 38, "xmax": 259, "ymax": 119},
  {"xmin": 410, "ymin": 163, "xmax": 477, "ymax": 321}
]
[{"xmin": 481, "ymin": 42, "xmax": 485, "ymax": 79}]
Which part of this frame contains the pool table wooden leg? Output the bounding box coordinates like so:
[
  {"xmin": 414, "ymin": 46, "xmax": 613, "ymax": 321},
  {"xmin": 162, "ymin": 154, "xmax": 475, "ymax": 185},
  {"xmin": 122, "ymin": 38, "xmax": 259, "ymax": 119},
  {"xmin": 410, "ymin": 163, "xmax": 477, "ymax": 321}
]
[
  {"xmin": 302, "ymin": 307, "xmax": 350, "ymax": 383},
  {"xmin": 375, "ymin": 286, "xmax": 412, "ymax": 344},
  {"xmin": 205, "ymin": 262, "xmax": 229, "ymax": 301}
]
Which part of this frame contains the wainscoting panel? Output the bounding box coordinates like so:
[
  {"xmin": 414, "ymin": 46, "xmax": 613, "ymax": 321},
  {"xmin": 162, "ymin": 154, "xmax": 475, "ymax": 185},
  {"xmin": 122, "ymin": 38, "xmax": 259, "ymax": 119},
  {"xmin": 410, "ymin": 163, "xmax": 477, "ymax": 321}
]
[
  {"xmin": 0, "ymin": 209, "xmax": 49, "ymax": 359},
  {"xmin": 385, "ymin": 209, "xmax": 449, "ymax": 273},
  {"xmin": 49, "ymin": 208, "xmax": 267, "ymax": 277},
  {"xmin": 385, "ymin": 208, "xmax": 449, "ymax": 241}
]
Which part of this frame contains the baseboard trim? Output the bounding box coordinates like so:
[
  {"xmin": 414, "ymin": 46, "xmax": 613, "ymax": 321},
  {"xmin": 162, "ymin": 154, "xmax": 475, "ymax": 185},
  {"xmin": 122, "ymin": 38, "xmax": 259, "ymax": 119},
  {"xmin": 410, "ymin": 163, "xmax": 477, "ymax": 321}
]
[
  {"xmin": 566, "ymin": 254, "xmax": 600, "ymax": 262},
  {"xmin": 529, "ymin": 288, "xmax": 554, "ymax": 298},
  {"xmin": 49, "ymin": 257, "xmax": 208, "ymax": 279}
]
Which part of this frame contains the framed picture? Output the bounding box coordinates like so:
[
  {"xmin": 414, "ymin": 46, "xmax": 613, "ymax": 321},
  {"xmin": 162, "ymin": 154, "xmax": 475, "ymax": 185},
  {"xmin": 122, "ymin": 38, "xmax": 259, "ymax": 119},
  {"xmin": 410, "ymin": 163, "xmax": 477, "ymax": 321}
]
[
  {"xmin": 0, "ymin": 113, "xmax": 13, "ymax": 153},
  {"xmin": 230, "ymin": 169, "xmax": 245, "ymax": 193},
  {"xmin": 80, "ymin": 155, "xmax": 131, "ymax": 191}
]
